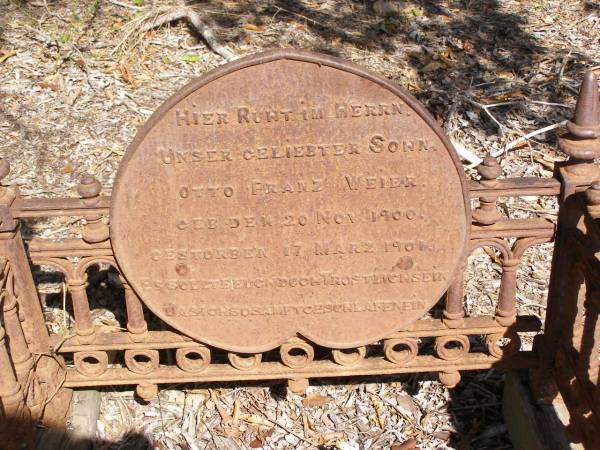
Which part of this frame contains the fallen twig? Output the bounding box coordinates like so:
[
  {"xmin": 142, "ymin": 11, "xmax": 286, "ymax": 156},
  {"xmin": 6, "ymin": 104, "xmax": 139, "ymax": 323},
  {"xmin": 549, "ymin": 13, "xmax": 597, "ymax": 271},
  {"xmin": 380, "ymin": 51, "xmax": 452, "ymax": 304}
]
[
  {"xmin": 247, "ymin": 401, "xmax": 316, "ymax": 446},
  {"xmin": 484, "ymin": 99, "xmax": 571, "ymax": 109},
  {"xmin": 115, "ymin": 6, "xmax": 236, "ymax": 61},
  {"xmin": 23, "ymin": 24, "xmax": 58, "ymax": 47},
  {"xmin": 451, "ymin": 139, "xmax": 483, "ymax": 167},
  {"xmin": 0, "ymin": 50, "xmax": 16, "ymax": 64},
  {"xmin": 492, "ymin": 120, "xmax": 567, "ymax": 156},
  {"xmin": 467, "ymin": 98, "xmax": 506, "ymax": 135},
  {"xmin": 109, "ymin": 0, "xmax": 144, "ymax": 10}
]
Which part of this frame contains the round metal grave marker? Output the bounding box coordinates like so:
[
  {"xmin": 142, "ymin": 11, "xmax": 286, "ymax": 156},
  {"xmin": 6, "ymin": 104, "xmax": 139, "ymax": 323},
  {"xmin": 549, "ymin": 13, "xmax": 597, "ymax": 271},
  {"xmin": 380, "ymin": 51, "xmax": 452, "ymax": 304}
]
[{"xmin": 111, "ymin": 49, "xmax": 470, "ymax": 353}]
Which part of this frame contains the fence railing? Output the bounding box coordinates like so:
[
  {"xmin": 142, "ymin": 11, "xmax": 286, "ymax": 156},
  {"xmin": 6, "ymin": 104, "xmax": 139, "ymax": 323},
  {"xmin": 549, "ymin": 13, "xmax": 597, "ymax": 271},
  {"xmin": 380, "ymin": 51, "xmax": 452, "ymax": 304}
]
[{"xmin": 1, "ymin": 71, "xmax": 599, "ymax": 448}]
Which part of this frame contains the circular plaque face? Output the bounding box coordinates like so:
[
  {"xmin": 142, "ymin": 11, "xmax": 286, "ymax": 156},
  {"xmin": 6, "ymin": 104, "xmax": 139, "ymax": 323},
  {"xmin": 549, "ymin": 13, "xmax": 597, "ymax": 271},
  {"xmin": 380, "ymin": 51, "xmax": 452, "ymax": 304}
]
[{"xmin": 111, "ymin": 50, "xmax": 469, "ymax": 353}]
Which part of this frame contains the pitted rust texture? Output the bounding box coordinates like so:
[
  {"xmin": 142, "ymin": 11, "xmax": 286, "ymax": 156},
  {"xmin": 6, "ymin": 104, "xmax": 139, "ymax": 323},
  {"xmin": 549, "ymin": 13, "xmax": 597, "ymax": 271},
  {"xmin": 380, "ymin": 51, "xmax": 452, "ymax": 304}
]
[
  {"xmin": 540, "ymin": 178, "xmax": 600, "ymax": 448},
  {"xmin": 1, "ymin": 55, "xmax": 600, "ymax": 446},
  {"xmin": 110, "ymin": 49, "xmax": 470, "ymax": 353},
  {"xmin": 56, "ymin": 314, "xmax": 541, "ymax": 388}
]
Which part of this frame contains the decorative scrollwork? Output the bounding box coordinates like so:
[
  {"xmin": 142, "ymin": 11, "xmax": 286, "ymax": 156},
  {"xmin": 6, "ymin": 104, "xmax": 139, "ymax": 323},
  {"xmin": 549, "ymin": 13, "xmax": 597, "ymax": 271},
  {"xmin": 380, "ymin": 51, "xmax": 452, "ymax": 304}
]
[
  {"xmin": 74, "ymin": 351, "xmax": 108, "ymax": 377},
  {"xmin": 175, "ymin": 346, "xmax": 211, "ymax": 373},
  {"xmin": 30, "ymin": 257, "xmax": 76, "ymax": 280},
  {"xmin": 485, "ymin": 332, "xmax": 521, "ymax": 358},
  {"xmin": 74, "ymin": 256, "xmax": 118, "ymax": 280},
  {"xmin": 124, "ymin": 349, "xmax": 159, "ymax": 374},
  {"xmin": 383, "ymin": 338, "xmax": 418, "ymax": 365},
  {"xmin": 469, "ymin": 238, "xmax": 512, "ymax": 262},
  {"xmin": 228, "ymin": 352, "xmax": 262, "ymax": 370},
  {"xmin": 332, "ymin": 347, "xmax": 366, "ymax": 367},
  {"xmin": 280, "ymin": 338, "xmax": 314, "ymax": 369},
  {"xmin": 434, "ymin": 335, "xmax": 470, "ymax": 361}
]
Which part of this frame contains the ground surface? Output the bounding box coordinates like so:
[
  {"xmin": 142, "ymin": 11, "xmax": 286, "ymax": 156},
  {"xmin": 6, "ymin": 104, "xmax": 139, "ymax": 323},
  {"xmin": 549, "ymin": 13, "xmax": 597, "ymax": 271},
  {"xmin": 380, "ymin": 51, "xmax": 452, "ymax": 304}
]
[{"xmin": 1, "ymin": 0, "xmax": 599, "ymax": 449}]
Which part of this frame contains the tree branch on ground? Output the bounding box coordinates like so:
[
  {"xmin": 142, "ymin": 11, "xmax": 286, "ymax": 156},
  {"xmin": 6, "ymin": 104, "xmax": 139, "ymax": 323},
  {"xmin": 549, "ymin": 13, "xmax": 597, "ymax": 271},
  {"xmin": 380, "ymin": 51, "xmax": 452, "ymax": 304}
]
[{"xmin": 113, "ymin": 6, "xmax": 236, "ymax": 61}]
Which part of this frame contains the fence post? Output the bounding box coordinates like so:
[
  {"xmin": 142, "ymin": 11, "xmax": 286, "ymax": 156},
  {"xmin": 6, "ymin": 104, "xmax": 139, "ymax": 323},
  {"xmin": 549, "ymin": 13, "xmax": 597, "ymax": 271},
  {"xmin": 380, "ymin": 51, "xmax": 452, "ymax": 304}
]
[
  {"xmin": 539, "ymin": 71, "xmax": 600, "ymax": 447},
  {"xmin": 0, "ymin": 159, "xmax": 72, "ymax": 426},
  {"xmin": 0, "ymin": 258, "xmax": 30, "ymax": 422}
]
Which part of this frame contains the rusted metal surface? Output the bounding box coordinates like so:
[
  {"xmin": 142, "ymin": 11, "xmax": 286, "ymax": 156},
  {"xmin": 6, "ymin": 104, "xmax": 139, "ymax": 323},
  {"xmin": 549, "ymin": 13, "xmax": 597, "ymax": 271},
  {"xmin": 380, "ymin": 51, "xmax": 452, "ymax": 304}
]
[
  {"xmin": 63, "ymin": 352, "xmax": 539, "ymax": 388},
  {"xmin": 110, "ymin": 50, "xmax": 470, "ymax": 353},
  {"xmin": 470, "ymin": 218, "xmax": 554, "ymax": 239},
  {"xmin": 559, "ymin": 71, "xmax": 600, "ymax": 181},
  {"xmin": 10, "ymin": 177, "xmax": 562, "ymax": 218},
  {"xmin": 0, "ymin": 260, "xmax": 30, "ymax": 422},
  {"xmin": 12, "ymin": 196, "xmax": 110, "ymax": 218},
  {"xmin": 468, "ymin": 176, "xmax": 562, "ymax": 198},
  {"xmin": 0, "ymin": 164, "xmax": 72, "ymax": 427},
  {"xmin": 49, "ymin": 315, "xmax": 541, "ymax": 352},
  {"xmin": 535, "ymin": 71, "xmax": 600, "ymax": 449},
  {"xmin": 0, "ymin": 51, "xmax": 599, "ymax": 447},
  {"xmin": 542, "ymin": 186, "xmax": 600, "ymax": 448}
]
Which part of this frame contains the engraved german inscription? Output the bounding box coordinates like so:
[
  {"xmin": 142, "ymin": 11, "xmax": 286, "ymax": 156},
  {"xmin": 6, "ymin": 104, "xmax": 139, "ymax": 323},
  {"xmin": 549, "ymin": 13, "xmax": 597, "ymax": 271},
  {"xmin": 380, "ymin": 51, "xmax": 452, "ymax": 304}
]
[
  {"xmin": 250, "ymin": 178, "xmax": 323, "ymax": 195},
  {"xmin": 110, "ymin": 50, "xmax": 469, "ymax": 352}
]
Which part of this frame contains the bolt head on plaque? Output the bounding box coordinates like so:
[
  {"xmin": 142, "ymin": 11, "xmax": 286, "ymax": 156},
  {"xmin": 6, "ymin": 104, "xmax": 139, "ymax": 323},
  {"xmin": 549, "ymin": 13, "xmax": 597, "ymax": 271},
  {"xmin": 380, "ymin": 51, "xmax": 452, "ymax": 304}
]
[{"xmin": 110, "ymin": 50, "xmax": 470, "ymax": 353}]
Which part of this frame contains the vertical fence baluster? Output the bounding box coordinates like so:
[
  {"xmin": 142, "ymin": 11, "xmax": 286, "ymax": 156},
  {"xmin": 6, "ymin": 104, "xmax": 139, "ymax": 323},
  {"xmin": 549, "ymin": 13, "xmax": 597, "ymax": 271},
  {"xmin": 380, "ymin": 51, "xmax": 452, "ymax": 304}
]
[
  {"xmin": 2, "ymin": 272, "xmax": 33, "ymax": 383},
  {"xmin": 0, "ymin": 159, "xmax": 73, "ymax": 426},
  {"xmin": 496, "ymin": 258, "xmax": 518, "ymax": 326},
  {"xmin": 444, "ymin": 266, "xmax": 465, "ymax": 328},
  {"xmin": 72, "ymin": 174, "xmax": 109, "ymax": 345},
  {"xmin": 78, "ymin": 174, "xmax": 109, "ymax": 244},
  {"xmin": 472, "ymin": 157, "xmax": 502, "ymax": 226},
  {"xmin": 0, "ymin": 159, "xmax": 49, "ymax": 354},
  {"xmin": 0, "ymin": 319, "xmax": 29, "ymax": 420},
  {"xmin": 123, "ymin": 280, "xmax": 148, "ymax": 342},
  {"xmin": 472, "ymin": 157, "xmax": 519, "ymax": 326},
  {"xmin": 68, "ymin": 276, "xmax": 95, "ymax": 344}
]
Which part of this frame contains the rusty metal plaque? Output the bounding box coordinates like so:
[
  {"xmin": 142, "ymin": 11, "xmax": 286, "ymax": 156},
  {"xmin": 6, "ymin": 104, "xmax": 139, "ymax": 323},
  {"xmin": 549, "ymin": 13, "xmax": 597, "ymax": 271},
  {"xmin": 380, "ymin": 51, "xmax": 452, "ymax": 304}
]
[{"xmin": 110, "ymin": 50, "xmax": 470, "ymax": 353}]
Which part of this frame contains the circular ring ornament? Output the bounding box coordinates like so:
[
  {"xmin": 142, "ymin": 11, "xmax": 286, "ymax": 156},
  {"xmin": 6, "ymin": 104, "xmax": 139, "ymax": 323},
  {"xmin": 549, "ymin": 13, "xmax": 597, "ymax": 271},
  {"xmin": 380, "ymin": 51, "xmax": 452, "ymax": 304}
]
[
  {"xmin": 74, "ymin": 351, "xmax": 108, "ymax": 377},
  {"xmin": 486, "ymin": 332, "xmax": 521, "ymax": 358},
  {"xmin": 383, "ymin": 338, "xmax": 418, "ymax": 365},
  {"xmin": 228, "ymin": 352, "xmax": 262, "ymax": 371},
  {"xmin": 176, "ymin": 346, "xmax": 211, "ymax": 373},
  {"xmin": 124, "ymin": 349, "xmax": 159, "ymax": 374},
  {"xmin": 280, "ymin": 338, "xmax": 314, "ymax": 369},
  {"xmin": 332, "ymin": 346, "xmax": 366, "ymax": 366},
  {"xmin": 434, "ymin": 335, "xmax": 470, "ymax": 361}
]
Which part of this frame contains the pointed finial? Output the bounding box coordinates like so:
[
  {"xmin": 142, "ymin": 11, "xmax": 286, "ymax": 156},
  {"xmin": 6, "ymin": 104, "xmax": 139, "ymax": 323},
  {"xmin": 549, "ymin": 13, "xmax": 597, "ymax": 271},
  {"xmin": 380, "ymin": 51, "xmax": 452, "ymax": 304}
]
[
  {"xmin": 559, "ymin": 70, "xmax": 600, "ymax": 178},
  {"xmin": 567, "ymin": 71, "xmax": 600, "ymax": 138}
]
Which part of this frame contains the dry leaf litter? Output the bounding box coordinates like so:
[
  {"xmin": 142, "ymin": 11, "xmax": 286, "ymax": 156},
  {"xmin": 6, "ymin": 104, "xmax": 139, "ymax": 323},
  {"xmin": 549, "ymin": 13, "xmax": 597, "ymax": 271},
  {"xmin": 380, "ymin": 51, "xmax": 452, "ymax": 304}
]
[{"xmin": 1, "ymin": 0, "xmax": 599, "ymax": 449}]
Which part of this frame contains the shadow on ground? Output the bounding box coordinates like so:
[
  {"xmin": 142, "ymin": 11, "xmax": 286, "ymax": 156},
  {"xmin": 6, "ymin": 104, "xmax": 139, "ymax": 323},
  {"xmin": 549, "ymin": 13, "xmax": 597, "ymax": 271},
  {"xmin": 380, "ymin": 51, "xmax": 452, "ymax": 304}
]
[
  {"xmin": 3, "ymin": 1, "xmax": 599, "ymax": 449},
  {"xmin": 193, "ymin": 0, "xmax": 596, "ymax": 133},
  {"xmin": 1, "ymin": 417, "xmax": 152, "ymax": 450}
]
